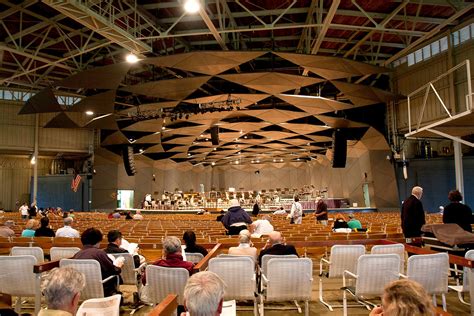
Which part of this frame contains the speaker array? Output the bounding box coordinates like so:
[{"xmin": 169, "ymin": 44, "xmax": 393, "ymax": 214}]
[
  {"xmin": 332, "ymin": 129, "xmax": 347, "ymax": 168},
  {"xmin": 122, "ymin": 146, "xmax": 137, "ymax": 176},
  {"xmin": 210, "ymin": 126, "xmax": 219, "ymax": 145}
]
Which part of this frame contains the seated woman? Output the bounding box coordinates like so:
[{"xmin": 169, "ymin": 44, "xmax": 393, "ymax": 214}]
[
  {"xmin": 182, "ymin": 231, "xmax": 208, "ymax": 257},
  {"xmin": 35, "ymin": 216, "xmax": 55, "ymax": 237},
  {"xmin": 21, "ymin": 219, "xmax": 39, "ymax": 237},
  {"xmin": 332, "ymin": 213, "xmax": 349, "ymax": 230},
  {"xmin": 228, "ymin": 230, "xmax": 257, "ymax": 262}
]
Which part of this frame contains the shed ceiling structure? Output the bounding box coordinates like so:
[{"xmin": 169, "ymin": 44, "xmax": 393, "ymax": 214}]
[{"xmin": 2, "ymin": 0, "xmax": 473, "ymax": 167}]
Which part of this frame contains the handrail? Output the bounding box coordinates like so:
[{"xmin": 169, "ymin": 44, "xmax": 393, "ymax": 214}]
[
  {"xmin": 148, "ymin": 294, "xmax": 178, "ymax": 316},
  {"xmin": 193, "ymin": 243, "xmax": 221, "ymax": 273}
]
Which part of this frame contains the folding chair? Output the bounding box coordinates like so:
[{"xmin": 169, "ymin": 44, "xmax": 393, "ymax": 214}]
[
  {"xmin": 343, "ymin": 254, "xmax": 400, "ymax": 316},
  {"xmin": 185, "ymin": 252, "xmax": 204, "ymax": 264},
  {"xmin": 143, "ymin": 265, "xmax": 189, "ymax": 306},
  {"xmin": 371, "ymin": 243, "xmax": 405, "ymax": 273},
  {"xmin": 449, "ymin": 249, "xmax": 474, "ymax": 305},
  {"xmin": 10, "ymin": 246, "xmax": 44, "ymax": 263},
  {"xmin": 50, "ymin": 246, "xmax": 80, "ymax": 261}
]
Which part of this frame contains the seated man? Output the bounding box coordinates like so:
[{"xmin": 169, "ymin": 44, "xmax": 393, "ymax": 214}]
[
  {"xmin": 0, "ymin": 220, "xmax": 15, "ymax": 238},
  {"xmin": 228, "ymin": 229, "xmax": 257, "ymax": 261},
  {"xmin": 105, "ymin": 230, "xmax": 141, "ymax": 268},
  {"xmin": 39, "ymin": 267, "xmax": 86, "ymax": 316},
  {"xmin": 182, "ymin": 271, "xmax": 226, "ymax": 316},
  {"xmin": 55, "ymin": 217, "xmax": 80, "ymax": 238},
  {"xmin": 250, "ymin": 215, "xmax": 274, "ymax": 237},
  {"xmin": 258, "ymin": 231, "xmax": 298, "ymax": 266},
  {"xmin": 73, "ymin": 228, "xmax": 123, "ymax": 297}
]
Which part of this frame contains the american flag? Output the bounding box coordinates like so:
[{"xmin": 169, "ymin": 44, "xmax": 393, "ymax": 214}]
[{"xmin": 71, "ymin": 174, "xmax": 82, "ymax": 192}]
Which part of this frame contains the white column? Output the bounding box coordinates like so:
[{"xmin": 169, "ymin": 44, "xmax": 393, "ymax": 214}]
[
  {"xmin": 453, "ymin": 141, "xmax": 464, "ymax": 193},
  {"xmin": 32, "ymin": 113, "xmax": 39, "ymax": 203}
]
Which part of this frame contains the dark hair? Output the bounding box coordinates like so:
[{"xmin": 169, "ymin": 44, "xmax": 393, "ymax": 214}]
[
  {"xmin": 81, "ymin": 228, "xmax": 103, "ymax": 246},
  {"xmin": 40, "ymin": 216, "xmax": 49, "ymax": 227},
  {"xmin": 448, "ymin": 190, "xmax": 463, "ymax": 202},
  {"xmin": 107, "ymin": 230, "xmax": 122, "ymax": 243},
  {"xmin": 294, "ymin": 197, "xmax": 299, "ymax": 202},
  {"xmin": 183, "ymin": 230, "xmax": 196, "ymax": 246}
]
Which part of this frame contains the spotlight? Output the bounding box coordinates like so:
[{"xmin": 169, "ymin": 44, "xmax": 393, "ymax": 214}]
[
  {"xmin": 184, "ymin": 0, "xmax": 200, "ymax": 13},
  {"xmin": 85, "ymin": 111, "xmax": 94, "ymax": 116},
  {"xmin": 30, "ymin": 155, "xmax": 36, "ymax": 165},
  {"xmin": 211, "ymin": 162, "xmax": 215, "ymax": 166},
  {"xmin": 126, "ymin": 53, "xmax": 139, "ymax": 63}
]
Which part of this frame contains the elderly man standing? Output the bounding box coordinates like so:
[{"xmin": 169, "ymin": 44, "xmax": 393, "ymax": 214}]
[
  {"xmin": 55, "ymin": 217, "xmax": 79, "ymax": 238},
  {"xmin": 258, "ymin": 231, "xmax": 298, "ymax": 265},
  {"xmin": 182, "ymin": 271, "xmax": 226, "ymax": 316},
  {"xmin": 0, "ymin": 220, "xmax": 15, "ymax": 238},
  {"xmin": 401, "ymin": 186, "xmax": 426, "ymax": 241},
  {"xmin": 39, "ymin": 267, "xmax": 86, "ymax": 316}
]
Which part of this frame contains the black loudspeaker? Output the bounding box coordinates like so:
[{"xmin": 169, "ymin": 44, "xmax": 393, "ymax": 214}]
[
  {"xmin": 332, "ymin": 129, "xmax": 347, "ymax": 168},
  {"xmin": 210, "ymin": 126, "xmax": 219, "ymax": 145},
  {"xmin": 122, "ymin": 146, "xmax": 137, "ymax": 176}
]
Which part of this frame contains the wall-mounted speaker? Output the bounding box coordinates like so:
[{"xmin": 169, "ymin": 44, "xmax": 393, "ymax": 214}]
[
  {"xmin": 332, "ymin": 129, "xmax": 347, "ymax": 168},
  {"xmin": 122, "ymin": 146, "xmax": 137, "ymax": 176},
  {"xmin": 210, "ymin": 126, "xmax": 219, "ymax": 145}
]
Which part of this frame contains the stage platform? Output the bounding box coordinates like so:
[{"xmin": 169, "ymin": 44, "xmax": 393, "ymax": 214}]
[{"xmin": 117, "ymin": 207, "xmax": 378, "ymax": 214}]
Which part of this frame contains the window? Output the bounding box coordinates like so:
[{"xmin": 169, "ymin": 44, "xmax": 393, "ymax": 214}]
[
  {"xmin": 459, "ymin": 25, "xmax": 470, "ymax": 43},
  {"xmin": 452, "ymin": 31, "xmax": 460, "ymax": 46},
  {"xmin": 407, "ymin": 53, "xmax": 415, "ymax": 66},
  {"xmin": 422, "ymin": 45, "xmax": 431, "ymax": 59},
  {"xmin": 414, "ymin": 49, "xmax": 423, "ymax": 63},
  {"xmin": 431, "ymin": 41, "xmax": 440, "ymax": 55},
  {"xmin": 440, "ymin": 37, "xmax": 448, "ymax": 52}
]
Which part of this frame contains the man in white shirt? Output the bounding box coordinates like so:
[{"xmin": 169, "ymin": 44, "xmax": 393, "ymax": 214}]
[
  {"xmin": 250, "ymin": 215, "xmax": 274, "ymax": 237},
  {"xmin": 55, "ymin": 217, "xmax": 80, "ymax": 238},
  {"xmin": 19, "ymin": 203, "xmax": 29, "ymax": 220},
  {"xmin": 133, "ymin": 210, "xmax": 144, "ymax": 220},
  {"xmin": 288, "ymin": 197, "xmax": 303, "ymax": 224}
]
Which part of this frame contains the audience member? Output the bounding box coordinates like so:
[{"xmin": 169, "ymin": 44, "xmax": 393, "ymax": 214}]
[
  {"xmin": 68, "ymin": 210, "xmax": 75, "ymax": 219},
  {"xmin": 252, "ymin": 202, "xmax": 260, "ymax": 216},
  {"xmin": 273, "ymin": 207, "xmax": 287, "ymax": 215},
  {"xmin": 125, "ymin": 211, "xmax": 133, "ymax": 220},
  {"xmin": 133, "ymin": 210, "xmax": 144, "ymax": 220},
  {"xmin": 0, "ymin": 220, "xmax": 15, "ymax": 238},
  {"xmin": 55, "ymin": 217, "xmax": 80, "ymax": 238},
  {"xmin": 19, "ymin": 202, "xmax": 28, "ymax": 220},
  {"xmin": 182, "ymin": 271, "xmax": 226, "ymax": 316},
  {"xmin": 401, "ymin": 186, "xmax": 425, "ymax": 239},
  {"xmin": 105, "ymin": 230, "xmax": 140, "ymax": 268},
  {"xmin": 333, "ymin": 213, "xmax": 349, "ymax": 230},
  {"xmin": 288, "ymin": 196, "xmax": 303, "ymax": 224},
  {"xmin": 314, "ymin": 197, "xmax": 328, "ymax": 225},
  {"xmin": 258, "ymin": 231, "xmax": 298, "ymax": 265},
  {"xmin": 39, "ymin": 267, "xmax": 86, "ymax": 316},
  {"xmin": 183, "ymin": 231, "xmax": 208, "ymax": 257},
  {"xmin": 221, "ymin": 199, "xmax": 252, "ymax": 235},
  {"xmin": 215, "ymin": 210, "xmax": 225, "ymax": 222},
  {"xmin": 228, "ymin": 229, "xmax": 257, "ymax": 261},
  {"xmin": 28, "ymin": 202, "xmax": 38, "ymax": 219},
  {"xmin": 250, "ymin": 215, "xmax": 274, "ymax": 237},
  {"xmin": 73, "ymin": 228, "xmax": 123, "ymax": 296},
  {"xmin": 21, "ymin": 219, "xmax": 39, "ymax": 237},
  {"xmin": 443, "ymin": 189, "xmax": 473, "ymax": 232},
  {"xmin": 35, "ymin": 216, "xmax": 55, "ymax": 237},
  {"xmin": 347, "ymin": 214, "xmax": 362, "ymax": 230},
  {"xmin": 112, "ymin": 210, "xmax": 121, "ymax": 219},
  {"xmin": 369, "ymin": 279, "xmax": 433, "ymax": 316}
]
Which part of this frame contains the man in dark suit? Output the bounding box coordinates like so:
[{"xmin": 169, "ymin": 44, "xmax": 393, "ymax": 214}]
[
  {"xmin": 258, "ymin": 231, "xmax": 298, "ymax": 265},
  {"xmin": 401, "ymin": 186, "xmax": 426, "ymax": 239}
]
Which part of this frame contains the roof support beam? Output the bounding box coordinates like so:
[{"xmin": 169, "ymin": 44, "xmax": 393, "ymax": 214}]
[{"xmin": 198, "ymin": 6, "xmax": 228, "ymax": 50}]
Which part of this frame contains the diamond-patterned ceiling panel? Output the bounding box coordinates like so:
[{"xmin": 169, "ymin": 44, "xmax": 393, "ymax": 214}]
[
  {"xmin": 277, "ymin": 94, "xmax": 353, "ymax": 114},
  {"xmin": 57, "ymin": 63, "xmax": 132, "ymax": 89},
  {"xmin": 71, "ymin": 90, "xmax": 116, "ymax": 114},
  {"xmin": 332, "ymin": 81, "xmax": 396, "ymax": 106}
]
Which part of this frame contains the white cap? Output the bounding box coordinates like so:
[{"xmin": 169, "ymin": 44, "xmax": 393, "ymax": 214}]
[{"xmin": 230, "ymin": 199, "xmax": 240, "ymax": 207}]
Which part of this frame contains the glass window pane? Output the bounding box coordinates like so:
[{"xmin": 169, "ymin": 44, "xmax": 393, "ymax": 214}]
[
  {"xmin": 423, "ymin": 45, "xmax": 431, "ymax": 59},
  {"xmin": 407, "ymin": 53, "xmax": 415, "ymax": 66},
  {"xmin": 431, "ymin": 41, "xmax": 440, "ymax": 55},
  {"xmin": 415, "ymin": 49, "xmax": 423, "ymax": 63},
  {"xmin": 452, "ymin": 31, "xmax": 460, "ymax": 46},
  {"xmin": 440, "ymin": 37, "xmax": 448, "ymax": 51},
  {"xmin": 460, "ymin": 25, "xmax": 470, "ymax": 43},
  {"xmin": 471, "ymin": 23, "xmax": 474, "ymax": 39}
]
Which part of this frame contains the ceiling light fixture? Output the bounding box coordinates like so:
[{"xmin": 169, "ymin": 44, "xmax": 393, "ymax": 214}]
[
  {"xmin": 85, "ymin": 111, "xmax": 94, "ymax": 116},
  {"xmin": 211, "ymin": 162, "xmax": 215, "ymax": 166},
  {"xmin": 184, "ymin": 0, "xmax": 200, "ymax": 13},
  {"xmin": 126, "ymin": 53, "xmax": 139, "ymax": 63},
  {"xmin": 30, "ymin": 155, "xmax": 36, "ymax": 165}
]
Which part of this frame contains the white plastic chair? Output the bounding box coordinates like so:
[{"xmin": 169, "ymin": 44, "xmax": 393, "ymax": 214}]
[
  {"xmin": 319, "ymin": 244, "xmax": 366, "ymax": 310},
  {"xmin": 406, "ymin": 253, "xmax": 449, "ymax": 311},
  {"xmin": 0, "ymin": 255, "xmax": 37, "ymax": 313},
  {"xmin": 76, "ymin": 294, "xmax": 121, "ymax": 316},
  {"xmin": 449, "ymin": 249, "xmax": 474, "ymax": 305},
  {"xmin": 108, "ymin": 253, "xmax": 144, "ymax": 286},
  {"xmin": 60, "ymin": 259, "xmax": 118, "ymax": 300},
  {"xmin": 260, "ymin": 258, "xmax": 313, "ymax": 316},
  {"xmin": 261, "ymin": 254, "xmax": 297, "ymax": 276},
  {"xmin": 185, "ymin": 252, "xmax": 204, "ymax": 264},
  {"xmin": 144, "ymin": 265, "xmax": 189, "ymax": 306},
  {"xmin": 343, "ymin": 254, "xmax": 400, "ymax": 316},
  {"xmin": 208, "ymin": 256, "xmax": 258, "ymax": 315},
  {"xmin": 371, "ymin": 243, "xmax": 405, "ymax": 273},
  {"xmin": 50, "ymin": 246, "xmax": 80, "ymax": 261},
  {"xmin": 11, "ymin": 246, "xmax": 44, "ymax": 263}
]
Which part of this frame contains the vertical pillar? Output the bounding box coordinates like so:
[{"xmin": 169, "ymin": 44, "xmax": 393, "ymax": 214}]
[
  {"xmin": 454, "ymin": 141, "xmax": 464, "ymax": 194},
  {"xmin": 32, "ymin": 114, "xmax": 39, "ymax": 204}
]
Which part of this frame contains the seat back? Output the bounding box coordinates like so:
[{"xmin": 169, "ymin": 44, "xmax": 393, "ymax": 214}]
[
  {"xmin": 109, "ymin": 253, "xmax": 136, "ymax": 285},
  {"xmin": 11, "ymin": 246, "xmax": 44, "ymax": 263},
  {"xmin": 209, "ymin": 256, "xmax": 255, "ymax": 300},
  {"xmin": 76, "ymin": 294, "xmax": 121, "ymax": 316},
  {"xmin": 261, "ymin": 254, "xmax": 297, "ymax": 276},
  {"xmin": 266, "ymin": 258, "xmax": 313, "ymax": 301},
  {"xmin": 407, "ymin": 253, "xmax": 449, "ymax": 294},
  {"xmin": 145, "ymin": 265, "xmax": 189, "ymax": 305},
  {"xmin": 462, "ymin": 250, "xmax": 474, "ymax": 290},
  {"xmin": 0, "ymin": 255, "xmax": 37, "ymax": 297},
  {"xmin": 328, "ymin": 245, "xmax": 365, "ymax": 278},
  {"xmin": 355, "ymin": 254, "xmax": 400, "ymax": 296},
  {"xmin": 50, "ymin": 247, "xmax": 80, "ymax": 261},
  {"xmin": 371, "ymin": 243, "xmax": 405, "ymax": 273},
  {"xmin": 185, "ymin": 252, "xmax": 204, "ymax": 264},
  {"xmin": 60, "ymin": 259, "xmax": 104, "ymax": 299}
]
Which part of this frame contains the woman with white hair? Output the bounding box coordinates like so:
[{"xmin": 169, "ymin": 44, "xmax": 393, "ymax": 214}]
[{"xmin": 228, "ymin": 229, "xmax": 257, "ymax": 261}]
